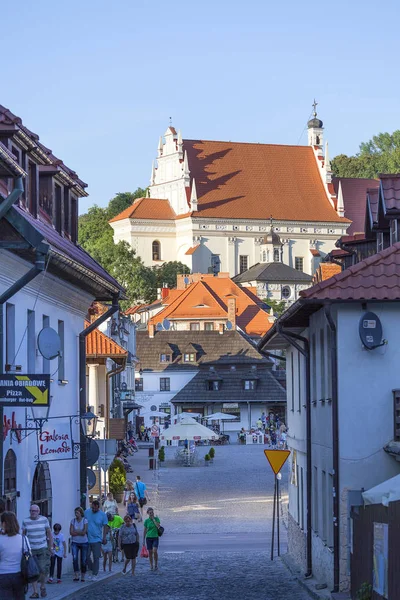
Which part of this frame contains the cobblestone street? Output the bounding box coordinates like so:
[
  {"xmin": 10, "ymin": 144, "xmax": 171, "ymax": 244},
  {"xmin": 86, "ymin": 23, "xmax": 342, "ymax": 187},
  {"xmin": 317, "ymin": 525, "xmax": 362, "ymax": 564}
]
[{"xmin": 75, "ymin": 445, "xmax": 310, "ymax": 600}]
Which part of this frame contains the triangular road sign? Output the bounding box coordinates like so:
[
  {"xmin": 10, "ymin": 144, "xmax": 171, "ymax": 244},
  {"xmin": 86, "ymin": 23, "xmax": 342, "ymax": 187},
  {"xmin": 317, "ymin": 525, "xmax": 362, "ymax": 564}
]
[{"xmin": 264, "ymin": 449, "xmax": 291, "ymax": 474}]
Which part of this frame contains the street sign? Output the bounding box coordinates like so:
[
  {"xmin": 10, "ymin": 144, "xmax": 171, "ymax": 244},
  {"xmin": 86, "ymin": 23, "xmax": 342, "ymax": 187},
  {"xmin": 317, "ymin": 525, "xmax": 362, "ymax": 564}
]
[
  {"xmin": 0, "ymin": 374, "xmax": 50, "ymax": 407},
  {"xmin": 264, "ymin": 449, "xmax": 290, "ymax": 475},
  {"xmin": 97, "ymin": 454, "xmax": 114, "ymax": 471}
]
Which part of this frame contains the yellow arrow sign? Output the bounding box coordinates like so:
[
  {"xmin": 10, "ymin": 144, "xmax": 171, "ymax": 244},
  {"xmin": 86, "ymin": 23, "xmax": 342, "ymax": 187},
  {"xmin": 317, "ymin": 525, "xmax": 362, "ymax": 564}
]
[
  {"xmin": 264, "ymin": 449, "xmax": 291, "ymax": 475},
  {"xmin": 15, "ymin": 376, "xmax": 49, "ymax": 405}
]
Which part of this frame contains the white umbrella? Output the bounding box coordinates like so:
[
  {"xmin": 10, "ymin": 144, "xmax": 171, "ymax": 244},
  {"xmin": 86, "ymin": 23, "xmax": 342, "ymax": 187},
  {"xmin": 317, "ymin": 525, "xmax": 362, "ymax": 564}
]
[
  {"xmin": 160, "ymin": 417, "xmax": 218, "ymax": 441},
  {"xmin": 141, "ymin": 410, "xmax": 169, "ymax": 418},
  {"xmin": 172, "ymin": 412, "xmax": 202, "ymax": 421},
  {"xmin": 205, "ymin": 412, "xmax": 237, "ymax": 421}
]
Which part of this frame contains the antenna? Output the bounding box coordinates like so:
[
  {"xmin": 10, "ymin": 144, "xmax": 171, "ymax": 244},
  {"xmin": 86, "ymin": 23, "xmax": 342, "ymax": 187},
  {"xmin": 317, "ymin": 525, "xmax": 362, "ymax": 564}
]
[
  {"xmin": 37, "ymin": 327, "xmax": 61, "ymax": 360},
  {"xmin": 163, "ymin": 319, "xmax": 171, "ymax": 331},
  {"xmin": 226, "ymin": 321, "xmax": 233, "ymax": 330}
]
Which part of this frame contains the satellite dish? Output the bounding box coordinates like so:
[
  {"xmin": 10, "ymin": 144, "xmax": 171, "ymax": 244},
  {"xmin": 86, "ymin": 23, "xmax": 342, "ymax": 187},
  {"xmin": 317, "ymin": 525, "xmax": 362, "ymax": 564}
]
[
  {"xmin": 184, "ymin": 276, "xmax": 189, "ymax": 285},
  {"xmin": 37, "ymin": 327, "xmax": 61, "ymax": 360},
  {"xmin": 359, "ymin": 311, "xmax": 384, "ymax": 350},
  {"xmin": 156, "ymin": 322, "xmax": 163, "ymax": 331},
  {"xmin": 226, "ymin": 321, "xmax": 233, "ymax": 330},
  {"xmin": 163, "ymin": 319, "xmax": 170, "ymax": 330},
  {"xmin": 86, "ymin": 468, "xmax": 96, "ymax": 490}
]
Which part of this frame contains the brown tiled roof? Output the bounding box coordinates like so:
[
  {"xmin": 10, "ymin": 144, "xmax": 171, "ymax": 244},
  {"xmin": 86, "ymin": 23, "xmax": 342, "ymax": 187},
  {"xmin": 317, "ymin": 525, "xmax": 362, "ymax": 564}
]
[
  {"xmin": 310, "ymin": 249, "xmax": 320, "ymax": 257},
  {"xmin": 333, "ymin": 177, "xmax": 379, "ymax": 235},
  {"xmin": 301, "ymin": 241, "xmax": 400, "ymax": 301},
  {"xmin": 85, "ymin": 322, "xmax": 128, "ymax": 358},
  {"xmin": 312, "ymin": 263, "xmax": 342, "ymax": 285},
  {"xmin": 184, "ymin": 140, "xmax": 349, "ymax": 222},
  {"xmin": 380, "ymin": 174, "xmax": 400, "ymax": 213},
  {"xmin": 124, "ymin": 305, "xmax": 143, "ymax": 315},
  {"xmin": 185, "ymin": 244, "xmax": 200, "ymax": 255},
  {"xmin": 109, "ymin": 198, "xmax": 176, "ymax": 222}
]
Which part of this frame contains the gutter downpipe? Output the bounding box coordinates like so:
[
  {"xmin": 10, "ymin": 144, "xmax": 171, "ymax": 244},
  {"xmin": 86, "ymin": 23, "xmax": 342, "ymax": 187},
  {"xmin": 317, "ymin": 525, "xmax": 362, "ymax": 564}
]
[
  {"xmin": 277, "ymin": 325, "xmax": 312, "ymax": 578},
  {"xmin": 324, "ymin": 304, "xmax": 340, "ymax": 594},
  {"xmin": 79, "ymin": 297, "xmax": 120, "ymax": 509}
]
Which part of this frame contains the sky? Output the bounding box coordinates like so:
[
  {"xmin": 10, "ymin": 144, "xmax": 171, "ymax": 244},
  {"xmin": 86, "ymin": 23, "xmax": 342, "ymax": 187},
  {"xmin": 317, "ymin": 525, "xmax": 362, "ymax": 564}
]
[{"xmin": 2, "ymin": 0, "xmax": 399, "ymax": 214}]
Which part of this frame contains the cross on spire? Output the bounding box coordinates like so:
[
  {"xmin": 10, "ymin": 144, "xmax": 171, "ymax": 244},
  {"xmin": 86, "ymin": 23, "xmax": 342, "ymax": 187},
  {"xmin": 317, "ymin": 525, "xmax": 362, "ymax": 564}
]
[
  {"xmin": 169, "ymin": 116, "xmax": 172, "ymax": 126},
  {"xmin": 312, "ymin": 99, "xmax": 318, "ymax": 117}
]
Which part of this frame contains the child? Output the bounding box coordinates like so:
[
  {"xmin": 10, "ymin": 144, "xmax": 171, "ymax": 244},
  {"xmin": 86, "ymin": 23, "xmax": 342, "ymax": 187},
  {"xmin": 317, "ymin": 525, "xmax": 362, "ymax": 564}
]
[
  {"xmin": 48, "ymin": 523, "xmax": 67, "ymax": 583},
  {"xmin": 127, "ymin": 493, "xmax": 141, "ymax": 522},
  {"xmin": 102, "ymin": 515, "xmax": 113, "ymax": 572}
]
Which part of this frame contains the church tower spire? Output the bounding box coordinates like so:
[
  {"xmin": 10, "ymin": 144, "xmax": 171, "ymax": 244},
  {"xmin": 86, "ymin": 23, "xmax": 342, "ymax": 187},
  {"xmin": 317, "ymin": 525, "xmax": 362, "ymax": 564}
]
[{"xmin": 307, "ymin": 100, "xmax": 324, "ymax": 149}]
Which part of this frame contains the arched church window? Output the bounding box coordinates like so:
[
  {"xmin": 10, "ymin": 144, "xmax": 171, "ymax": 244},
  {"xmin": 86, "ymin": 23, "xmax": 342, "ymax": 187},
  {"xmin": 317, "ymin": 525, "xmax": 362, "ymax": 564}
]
[
  {"xmin": 316, "ymin": 135, "xmax": 320, "ymax": 145},
  {"xmin": 4, "ymin": 449, "xmax": 17, "ymax": 513},
  {"xmin": 262, "ymin": 251, "xmax": 267, "ymax": 262},
  {"xmin": 152, "ymin": 240, "xmax": 161, "ymax": 261},
  {"xmin": 32, "ymin": 461, "xmax": 52, "ymax": 522},
  {"xmin": 273, "ymin": 248, "xmax": 281, "ymax": 262}
]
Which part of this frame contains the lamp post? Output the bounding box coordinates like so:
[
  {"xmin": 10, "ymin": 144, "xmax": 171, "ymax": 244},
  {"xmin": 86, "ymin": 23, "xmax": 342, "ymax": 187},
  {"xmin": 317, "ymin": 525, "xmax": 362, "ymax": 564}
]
[{"xmin": 80, "ymin": 409, "xmax": 99, "ymax": 439}]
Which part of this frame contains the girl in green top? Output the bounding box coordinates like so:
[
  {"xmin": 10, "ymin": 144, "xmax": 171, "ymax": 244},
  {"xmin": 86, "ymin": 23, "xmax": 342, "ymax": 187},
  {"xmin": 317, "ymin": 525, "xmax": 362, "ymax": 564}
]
[{"xmin": 143, "ymin": 507, "xmax": 161, "ymax": 571}]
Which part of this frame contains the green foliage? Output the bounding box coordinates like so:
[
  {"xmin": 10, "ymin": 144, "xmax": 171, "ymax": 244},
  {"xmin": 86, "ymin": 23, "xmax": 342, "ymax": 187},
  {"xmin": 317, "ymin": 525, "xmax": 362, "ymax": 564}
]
[
  {"xmin": 355, "ymin": 582, "xmax": 372, "ymax": 600},
  {"xmin": 153, "ymin": 261, "xmax": 190, "ymax": 289},
  {"xmin": 158, "ymin": 446, "xmax": 165, "ymax": 462},
  {"xmin": 261, "ymin": 299, "xmax": 287, "ymax": 318},
  {"xmin": 208, "ymin": 447, "xmax": 215, "ymax": 459},
  {"xmin": 107, "ymin": 190, "xmax": 147, "ymax": 220},
  {"xmin": 332, "ymin": 130, "xmax": 400, "ymax": 179},
  {"xmin": 109, "ymin": 459, "xmax": 126, "ymax": 495},
  {"xmin": 204, "ymin": 454, "xmax": 210, "ymax": 461}
]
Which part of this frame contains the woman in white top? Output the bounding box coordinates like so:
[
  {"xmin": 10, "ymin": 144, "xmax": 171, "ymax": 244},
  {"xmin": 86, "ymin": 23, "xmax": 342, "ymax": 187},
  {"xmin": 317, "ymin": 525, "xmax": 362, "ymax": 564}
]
[
  {"xmin": 102, "ymin": 492, "xmax": 118, "ymax": 516},
  {"xmin": 0, "ymin": 511, "xmax": 28, "ymax": 599}
]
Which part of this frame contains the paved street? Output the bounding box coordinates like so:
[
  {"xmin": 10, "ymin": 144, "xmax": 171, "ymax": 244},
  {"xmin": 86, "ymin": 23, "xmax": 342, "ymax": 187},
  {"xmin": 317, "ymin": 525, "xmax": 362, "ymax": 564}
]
[{"xmin": 77, "ymin": 445, "xmax": 310, "ymax": 600}]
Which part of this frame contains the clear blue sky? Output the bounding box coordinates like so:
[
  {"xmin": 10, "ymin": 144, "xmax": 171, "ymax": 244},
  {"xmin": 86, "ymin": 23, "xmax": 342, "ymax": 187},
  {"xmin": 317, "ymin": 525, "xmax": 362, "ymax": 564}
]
[{"xmin": 2, "ymin": 0, "xmax": 399, "ymax": 214}]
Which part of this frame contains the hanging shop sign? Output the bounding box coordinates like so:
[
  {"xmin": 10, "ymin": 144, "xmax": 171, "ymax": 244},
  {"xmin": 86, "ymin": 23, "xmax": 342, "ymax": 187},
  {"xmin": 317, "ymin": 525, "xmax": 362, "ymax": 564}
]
[
  {"xmin": 3, "ymin": 411, "xmax": 23, "ymax": 443},
  {"xmin": 37, "ymin": 419, "xmax": 73, "ymax": 461},
  {"xmin": 0, "ymin": 374, "xmax": 50, "ymax": 407}
]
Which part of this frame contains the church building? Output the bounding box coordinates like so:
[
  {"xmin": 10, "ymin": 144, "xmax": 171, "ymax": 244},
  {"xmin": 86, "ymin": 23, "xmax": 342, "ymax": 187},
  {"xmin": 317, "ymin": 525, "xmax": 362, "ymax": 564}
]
[{"xmin": 110, "ymin": 108, "xmax": 350, "ymax": 278}]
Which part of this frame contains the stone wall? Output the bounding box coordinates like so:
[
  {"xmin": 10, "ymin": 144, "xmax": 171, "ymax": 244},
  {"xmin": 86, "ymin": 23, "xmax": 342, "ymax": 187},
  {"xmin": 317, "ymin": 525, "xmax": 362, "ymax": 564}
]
[
  {"xmin": 311, "ymin": 532, "xmax": 333, "ymax": 590},
  {"xmin": 339, "ymin": 487, "xmax": 350, "ymax": 592},
  {"xmin": 288, "ymin": 512, "xmax": 307, "ymax": 573}
]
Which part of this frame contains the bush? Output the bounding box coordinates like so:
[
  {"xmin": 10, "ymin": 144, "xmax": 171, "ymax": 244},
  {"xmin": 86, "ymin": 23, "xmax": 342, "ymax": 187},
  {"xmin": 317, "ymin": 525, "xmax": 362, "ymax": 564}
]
[
  {"xmin": 158, "ymin": 446, "xmax": 165, "ymax": 462},
  {"xmin": 204, "ymin": 454, "xmax": 210, "ymax": 462},
  {"xmin": 109, "ymin": 459, "xmax": 126, "ymax": 495},
  {"xmin": 209, "ymin": 447, "xmax": 215, "ymax": 459},
  {"xmin": 356, "ymin": 583, "xmax": 372, "ymax": 600}
]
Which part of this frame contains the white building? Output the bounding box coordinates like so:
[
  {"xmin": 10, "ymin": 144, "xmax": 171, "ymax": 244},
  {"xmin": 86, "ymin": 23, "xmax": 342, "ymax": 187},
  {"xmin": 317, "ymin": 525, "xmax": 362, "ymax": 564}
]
[
  {"xmin": 259, "ymin": 241, "xmax": 400, "ymax": 593},
  {"xmin": 0, "ymin": 106, "xmax": 123, "ymax": 571},
  {"xmin": 110, "ymin": 109, "xmax": 350, "ymax": 277}
]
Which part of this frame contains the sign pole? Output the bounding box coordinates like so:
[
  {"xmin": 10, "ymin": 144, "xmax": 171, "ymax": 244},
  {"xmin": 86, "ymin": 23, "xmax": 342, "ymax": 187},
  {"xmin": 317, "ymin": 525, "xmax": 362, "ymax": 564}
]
[
  {"xmin": 277, "ymin": 473, "xmax": 280, "ymax": 556},
  {"xmin": 271, "ymin": 474, "xmax": 276, "ymax": 560}
]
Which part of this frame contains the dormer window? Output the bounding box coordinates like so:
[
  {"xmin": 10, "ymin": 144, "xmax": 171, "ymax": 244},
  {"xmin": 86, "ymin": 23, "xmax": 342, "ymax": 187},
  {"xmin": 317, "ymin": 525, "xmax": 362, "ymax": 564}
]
[
  {"xmin": 244, "ymin": 380, "xmax": 257, "ymax": 390},
  {"xmin": 183, "ymin": 353, "xmax": 196, "ymax": 363},
  {"xmin": 208, "ymin": 380, "xmax": 220, "ymax": 391},
  {"xmin": 159, "ymin": 353, "xmax": 171, "ymax": 363}
]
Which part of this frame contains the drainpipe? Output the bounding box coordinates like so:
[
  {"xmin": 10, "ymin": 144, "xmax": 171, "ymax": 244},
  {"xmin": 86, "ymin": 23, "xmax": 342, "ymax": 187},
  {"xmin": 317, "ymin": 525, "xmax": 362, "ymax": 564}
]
[
  {"xmin": 0, "ymin": 176, "xmax": 24, "ymax": 220},
  {"xmin": 324, "ymin": 305, "xmax": 340, "ymax": 593},
  {"xmin": 277, "ymin": 325, "xmax": 312, "ymax": 578},
  {"xmin": 259, "ymin": 349, "xmax": 286, "ymax": 362},
  {"xmin": 0, "ymin": 249, "xmax": 48, "ymax": 498},
  {"xmin": 78, "ymin": 297, "xmax": 120, "ymax": 508}
]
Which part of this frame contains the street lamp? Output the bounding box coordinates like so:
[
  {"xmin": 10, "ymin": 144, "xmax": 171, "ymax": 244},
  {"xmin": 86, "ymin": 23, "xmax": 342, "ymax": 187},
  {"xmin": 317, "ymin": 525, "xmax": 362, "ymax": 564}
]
[{"xmin": 80, "ymin": 408, "xmax": 99, "ymax": 439}]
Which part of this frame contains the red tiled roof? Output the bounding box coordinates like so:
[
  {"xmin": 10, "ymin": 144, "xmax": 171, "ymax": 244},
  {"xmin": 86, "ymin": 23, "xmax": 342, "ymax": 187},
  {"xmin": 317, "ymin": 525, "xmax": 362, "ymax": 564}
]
[
  {"xmin": 333, "ymin": 177, "xmax": 379, "ymax": 235},
  {"xmin": 301, "ymin": 242, "xmax": 400, "ymax": 301},
  {"xmin": 109, "ymin": 198, "xmax": 176, "ymax": 222},
  {"xmin": 312, "ymin": 263, "xmax": 342, "ymax": 284},
  {"xmin": 380, "ymin": 174, "xmax": 400, "ymax": 212},
  {"xmin": 85, "ymin": 323, "xmax": 128, "ymax": 357},
  {"xmin": 185, "ymin": 244, "xmax": 200, "ymax": 255},
  {"xmin": 124, "ymin": 305, "xmax": 143, "ymax": 315},
  {"xmin": 184, "ymin": 140, "xmax": 349, "ymax": 222}
]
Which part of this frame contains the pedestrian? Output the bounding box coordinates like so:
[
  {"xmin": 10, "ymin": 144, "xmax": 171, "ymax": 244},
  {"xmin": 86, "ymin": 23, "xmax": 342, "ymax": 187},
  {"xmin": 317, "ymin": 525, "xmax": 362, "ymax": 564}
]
[
  {"xmin": 69, "ymin": 506, "xmax": 88, "ymax": 582},
  {"xmin": 0, "ymin": 511, "xmax": 27, "ymax": 600},
  {"xmin": 101, "ymin": 516, "xmax": 113, "ymax": 573},
  {"xmin": 102, "ymin": 492, "xmax": 118, "ymax": 517},
  {"xmin": 47, "ymin": 524, "xmax": 66, "ymax": 584},
  {"xmin": 119, "ymin": 514, "xmax": 139, "ymax": 576},
  {"xmin": 144, "ymin": 428, "xmax": 150, "ymax": 442},
  {"xmin": 84, "ymin": 500, "xmax": 108, "ymax": 582},
  {"xmin": 123, "ymin": 480, "xmax": 134, "ymax": 506},
  {"xmin": 256, "ymin": 417, "xmax": 262, "ymax": 430},
  {"xmin": 143, "ymin": 507, "xmax": 161, "ymax": 572},
  {"xmin": 139, "ymin": 423, "xmax": 145, "ymax": 441},
  {"xmin": 261, "ymin": 412, "xmax": 266, "ymax": 430},
  {"xmin": 22, "ymin": 504, "xmax": 53, "ymax": 599},
  {"xmin": 107, "ymin": 511, "xmax": 124, "ymax": 562},
  {"xmin": 127, "ymin": 493, "xmax": 141, "ymax": 522},
  {"xmin": 134, "ymin": 475, "xmax": 148, "ymax": 518}
]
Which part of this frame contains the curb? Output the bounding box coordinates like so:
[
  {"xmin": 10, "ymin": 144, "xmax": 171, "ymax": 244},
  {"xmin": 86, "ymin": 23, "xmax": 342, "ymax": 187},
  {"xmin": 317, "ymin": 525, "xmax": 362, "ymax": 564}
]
[
  {"xmin": 281, "ymin": 554, "xmax": 332, "ymax": 600},
  {"xmin": 47, "ymin": 570, "xmax": 123, "ymax": 600}
]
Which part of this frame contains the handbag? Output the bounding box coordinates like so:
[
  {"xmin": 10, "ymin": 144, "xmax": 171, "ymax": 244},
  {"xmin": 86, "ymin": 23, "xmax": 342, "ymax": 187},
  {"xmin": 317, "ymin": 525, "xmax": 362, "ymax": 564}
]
[
  {"xmin": 21, "ymin": 535, "xmax": 40, "ymax": 584},
  {"xmin": 140, "ymin": 545, "xmax": 149, "ymax": 558},
  {"xmin": 157, "ymin": 525, "xmax": 164, "ymax": 537}
]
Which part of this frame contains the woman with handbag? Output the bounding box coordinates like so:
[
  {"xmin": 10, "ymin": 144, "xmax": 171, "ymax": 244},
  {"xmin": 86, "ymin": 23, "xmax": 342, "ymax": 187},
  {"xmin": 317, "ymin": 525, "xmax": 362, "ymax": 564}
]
[
  {"xmin": 143, "ymin": 507, "xmax": 163, "ymax": 572},
  {"xmin": 118, "ymin": 515, "xmax": 139, "ymax": 576},
  {"xmin": 0, "ymin": 511, "xmax": 29, "ymax": 599}
]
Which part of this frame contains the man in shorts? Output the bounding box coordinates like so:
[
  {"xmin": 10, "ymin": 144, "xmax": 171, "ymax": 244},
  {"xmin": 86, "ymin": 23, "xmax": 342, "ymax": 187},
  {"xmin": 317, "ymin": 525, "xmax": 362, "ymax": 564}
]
[
  {"xmin": 22, "ymin": 504, "xmax": 53, "ymax": 598},
  {"xmin": 135, "ymin": 475, "xmax": 149, "ymax": 518}
]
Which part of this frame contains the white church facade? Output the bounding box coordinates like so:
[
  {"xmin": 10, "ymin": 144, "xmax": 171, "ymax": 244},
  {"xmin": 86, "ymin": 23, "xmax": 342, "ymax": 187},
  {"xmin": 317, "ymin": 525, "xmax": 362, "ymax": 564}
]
[{"xmin": 110, "ymin": 111, "xmax": 350, "ymax": 278}]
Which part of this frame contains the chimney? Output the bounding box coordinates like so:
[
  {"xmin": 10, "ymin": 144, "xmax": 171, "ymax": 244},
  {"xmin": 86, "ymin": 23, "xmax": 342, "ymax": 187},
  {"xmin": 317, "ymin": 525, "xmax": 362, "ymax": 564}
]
[
  {"xmin": 161, "ymin": 286, "xmax": 169, "ymax": 300},
  {"xmin": 149, "ymin": 323, "xmax": 155, "ymax": 338},
  {"xmin": 227, "ymin": 297, "xmax": 236, "ymax": 328},
  {"xmin": 219, "ymin": 323, "xmax": 224, "ymax": 335}
]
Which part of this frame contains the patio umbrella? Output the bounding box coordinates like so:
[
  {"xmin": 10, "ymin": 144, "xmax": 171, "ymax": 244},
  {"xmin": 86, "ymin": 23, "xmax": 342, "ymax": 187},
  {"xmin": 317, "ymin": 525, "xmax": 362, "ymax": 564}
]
[
  {"xmin": 172, "ymin": 412, "xmax": 202, "ymax": 421},
  {"xmin": 160, "ymin": 417, "xmax": 218, "ymax": 441},
  {"xmin": 205, "ymin": 412, "xmax": 237, "ymax": 433},
  {"xmin": 141, "ymin": 410, "xmax": 169, "ymax": 418}
]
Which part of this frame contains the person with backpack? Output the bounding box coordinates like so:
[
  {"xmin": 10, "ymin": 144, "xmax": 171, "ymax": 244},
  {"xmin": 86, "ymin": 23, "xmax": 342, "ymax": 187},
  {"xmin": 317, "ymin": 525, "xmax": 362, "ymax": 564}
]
[
  {"xmin": 0, "ymin": 511, "xmax": 27, "ymax": 599},
  {"xmin": 118, "ymin": 515, "xmax": 139, "ymax": 576},
  {"xmin": 22, "ymin": 504, "xmax": 53, "ymax": 599},
  {"xmin": 134, "ymin": 476, "xmax": 148, "ymax": 518}
]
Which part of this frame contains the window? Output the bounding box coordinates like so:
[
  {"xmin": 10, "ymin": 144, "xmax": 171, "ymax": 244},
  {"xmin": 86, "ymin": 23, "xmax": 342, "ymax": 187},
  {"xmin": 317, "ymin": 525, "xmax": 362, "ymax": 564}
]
[
  {"xmin": 183, "ymin": 353, "xmax": 196, "ymax": 363},
  {"xmin": 42, "ymin": 315, "xmax": 50, "ymax": 374},
  {"xmin": 320, "ymin": 328, "xmax": 325, "ymax": 400},
  {"xmin": 54, "ymin": 184, "xmax": 62, "ymax": 233},
  {"xmin": 190, "ymin": 322, "xmax": 200, "ymax": 331},
  {"xmin": 70, "ymin": 196, "xmax": 78, "ymax": 243},
  {"xmin": 244, "ymin": 380, "xmax": 256, "ymax": 390},
  {"xmin": 159, "ymin": 353, "xmax": 171, "ymax": 363},
  {"xmin": 28, "ymin": 161, "xmax": 38, "ymax": 216},
  {"xmin": 390, "ymin": 219, "xmax": 399, "ymax": 245},
  {"xmin": 6, "ymin": 303, "xmax": 15, "ymax": 368},
  {"xmin": 273, "ymin": 248, "xmax": 280, "ymax": 262},
  {"xmin": 282, "ymin": 286, "xmax": 291, "ymax": 300},
  {"xmin": 31, "ymin": 462, "xmax": 52, "ymax": 521},
  {"xmin": 328, "ymin": 474, "xmax": 334, "ymax": 547},
  {"xmin": 27, "ymin": 310, "xmax": 35, "ymax": 373},
  {"xmin": 211, "ymin": 254, "xmax": 220, "ymax": 274},
  {"xmin": 160, "ymin": 377, "xmax": 170, "ymax": 391},
  {"xmin": 295, "ymin": 257, "xmax": 304, "ymax": 271},
  {"xmin": 63, "ymin": 188, "xmax": 70, "ymax": 234},
  {"xmin": 204, "ymin": 322, "xmax": 214, "ymax": 331},
  {"xmin": 239, "ymin": 255, "xmax": 248, "ymax": 273},
  {"xmin": 58, "ymin": 320, "xmax": 65, "ymax": 381},
  {"xmin": 135, "ymin": 378, "xmax": 143, "ymax": 392},
  {"xmin": 152, "ymin": 240, "xmax": 161, "ymax": 261},
  {"xmin": 207, "ymin": 380, "xmax": 220, "ymax": 391},
  {"xmin": 262, "ymin": 250, "xmax": 267, "ymax": 262}
]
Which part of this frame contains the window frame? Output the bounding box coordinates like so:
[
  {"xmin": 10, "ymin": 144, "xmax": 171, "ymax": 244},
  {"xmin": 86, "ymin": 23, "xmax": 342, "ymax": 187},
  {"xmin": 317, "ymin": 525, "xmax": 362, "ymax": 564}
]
[
  {"xmin": 207, "ymin": 380, "xmax": 220, "ymax": 391},
  {"xmin": 160, "ymin": 377, "xmax": 170, "ymax": 392},
  {"xmin": 273, "ymin": 247, "xmax": 280, "ymax": 262},
  {"xmin": 239, "ymin": 255, "xmax": 248, "ymax": 273},
  {"xmin": 190, "ymin": 322, "xmax": 200, "ymax": 331},
  {"xmin": 135, "ymin": 378, "xmax": 143, "ymax": 392},
  {"xmin": 204, "ymin": 322, "xmax": 214, "ymax": 331},
  {"xmin": 282, "ymin": 285, "xmax": 291, "ymax": 300},
  {"xmin": 295, "ymin": 257, "xmax": 304, "ymax": 271},
  {"xmin": 243, "ymin": 379, "xmax": 256, "ymax": 390},
  {"xmin": 159, "ymin": 353, "xmax": 171, "ymax": 363},
  {"xmin": 183, "ymin": 353, "xmax": 196, "ymax": 363},
  {"xmin": 152, "ymin": 240, "xmax": 161, "ymax": 261}
]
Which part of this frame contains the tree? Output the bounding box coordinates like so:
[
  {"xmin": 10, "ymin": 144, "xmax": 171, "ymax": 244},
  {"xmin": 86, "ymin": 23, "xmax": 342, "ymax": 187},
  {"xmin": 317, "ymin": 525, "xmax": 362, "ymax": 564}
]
[
  {"xmin": 107, "ymin": 189, "xmax": 147, "ymax": 220},
  {"xmin": 262, "ymin": 299, "xmax": 286, "ymax": 317},
  {"xmin": 332, "ymin": 130, "xmax": 400, "ymax": 179},
  {"xmin": 153, "ymin": 261, "xmax": 190, "ymax": 289}
]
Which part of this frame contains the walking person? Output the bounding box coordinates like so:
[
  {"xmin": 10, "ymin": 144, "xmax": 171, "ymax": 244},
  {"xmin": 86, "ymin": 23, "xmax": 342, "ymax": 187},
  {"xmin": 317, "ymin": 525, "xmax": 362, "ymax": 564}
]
[
  {"xmin": 135, "ymin": 475, "xmax": 148, "ymax": 518},
  {"xmin": 22, "ymin": 504, "xmax": 53, "ymax": 599},
  {"xmin": 47, "ymin": 524, "xmax": 66, "ymax": 584},
  {"xmin": 102, "ymin": 492, "xmax": 118, "ymax": 517},
  {"xmin": 101, "ymin": 517, "xmax": 112, "ymax": 573},
  {"xmin": 119, "ymin": 515, "xmax": 139, "ymax": 576},
  {"xmin": 0, "ymin": 511, "xmax": 27, "ymax": 600},
  {"xmin": 143, "ymin": 507, "xmax": 161, "ymax": 572},
  {"xmin": 123, "ymin": 480, "xmax": 134, "ymax": 507},
  {"xmin": 69, "ymin": 507, "xmax": 88, "ymax": 582},
  {"xmin": 126, "ymin": 493, "xmax": 141, "ymax": 522},
  {"xmin": 84, "ymin": 500, "xmax": 108, "ymax": 581}
]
